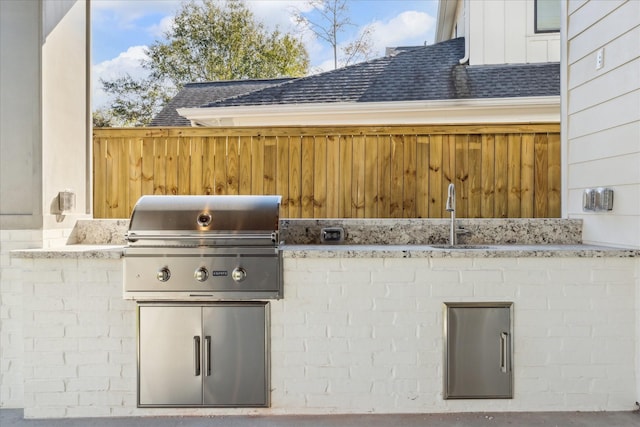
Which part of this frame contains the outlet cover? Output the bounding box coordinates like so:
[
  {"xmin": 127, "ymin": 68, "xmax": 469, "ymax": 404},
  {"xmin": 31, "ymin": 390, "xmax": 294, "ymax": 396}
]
[{"xmin": 596, "ymin": 48, "xmax": 604, "ymax": 70}]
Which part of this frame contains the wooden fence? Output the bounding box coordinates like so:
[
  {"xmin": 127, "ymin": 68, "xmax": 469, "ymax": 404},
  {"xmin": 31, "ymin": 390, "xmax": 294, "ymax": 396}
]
[{"xmin": 93, "ymin": 125, "xmax": 561, "ymax": 219}]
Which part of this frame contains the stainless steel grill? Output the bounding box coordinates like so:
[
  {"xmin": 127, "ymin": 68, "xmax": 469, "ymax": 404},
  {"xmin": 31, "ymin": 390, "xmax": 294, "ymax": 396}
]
[{"xmin": 123, "ymin": 195, "xmax": 282, "ymax": 300}]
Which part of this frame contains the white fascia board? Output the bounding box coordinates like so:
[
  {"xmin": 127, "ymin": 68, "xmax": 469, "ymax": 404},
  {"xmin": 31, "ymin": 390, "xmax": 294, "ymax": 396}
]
[{"xmin": 177, "ymin": 96, "xmax": 560, "ymax": 127}]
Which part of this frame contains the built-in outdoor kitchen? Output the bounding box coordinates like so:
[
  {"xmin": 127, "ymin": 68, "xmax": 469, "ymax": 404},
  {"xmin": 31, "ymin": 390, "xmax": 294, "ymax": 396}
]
[{"xmin": 10, "ymin": 206, "xmax": 640, "ymax": 418}]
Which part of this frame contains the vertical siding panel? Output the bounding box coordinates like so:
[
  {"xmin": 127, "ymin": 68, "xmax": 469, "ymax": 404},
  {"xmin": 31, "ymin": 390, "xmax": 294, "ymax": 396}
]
[
  {"xmin": 326, "ymin": 135, "xmax": 341, "ymax": 218},
  {"xmin": 377, "ymin": 135, "xmax": 392, "ymax": 218},
  {"xmin": 547, "ymin": 133, "xmax": 561, "ymax": 217},
  {"xmin": 177, "ymin": 137, "xmax": 191, "ymax": 195},
  {"xmin": 403, "ymin": 135, "xmax": 417, "ymax": 218},
  {"xmin": 534, "ymin": 134, "xmax": 549, "ymax": 217},
  {"xmin": 276, "ymin": 136, "xmax": 290, "ymax": 215},
  {"xmin": 429, "ymin": 135, "xmax": 443, "ymax": 218},
  {"xmin": 520, "ymin": 133, "xmax": 535, "ymax": 218},
  {"xmin": 468, "ymin": 134, "xmax": 482, "ymax": 218},
  {"xmin": 166, "ymin": 137, "xmax": 179, "ymax": 195},
  {"xmin": 313, "ymin": 135, "xmax": 327, "ymax": 218},
  {"xmin": 507, "ymin": 133, "xmax": 521, "ymax": 218},
  {"xmin": 288, "ymin": 136, "xmax": 302, "ymax": 218},
  {"xmin": 364, "ymin": 135, "xmax": 378, "ymax": 218},
  {"xmin": 480, "ymin": 134, "xmax": 495, "ymax": 218},
  {"xmin": 494, "ymin": 134, "xmax": 508, "ymax": 218},
  {"xmin": 455, "ymin": 134, "xmax": 468, "ymax": 218},
  {"xmin": 226, "ymin": 135, "xmax": 239, "ymax": 195},
  {"xmin": 339, "ymin": 135, "xmax": 353, "ymax": 218},
  {"xmin": 416, "ymin": 135, "xmax": 430, "ymax": 218},
  {"xmin": 238, "ymin": 136, "xmax": 252, "ymax": 195},
  {"xmin": 263, "ymin": 136, "xmax": 277, "ymax": 195},
  {"xmin": 352, "ymin": 135, "xmax": 366, "ymax": 218},
  {"xmin": 301, "ymin": 136, "xmax": 314, "ymax": 218},
  {"xmin": 390, "ymin": 135, "xmax": 404, "ymax": 218}
]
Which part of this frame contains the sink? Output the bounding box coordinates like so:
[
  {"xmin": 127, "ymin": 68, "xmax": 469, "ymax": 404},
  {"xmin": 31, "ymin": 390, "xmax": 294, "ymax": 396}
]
[{"xmin": 428, "ymin": 244, "xmax": 494, "ymax": 250}]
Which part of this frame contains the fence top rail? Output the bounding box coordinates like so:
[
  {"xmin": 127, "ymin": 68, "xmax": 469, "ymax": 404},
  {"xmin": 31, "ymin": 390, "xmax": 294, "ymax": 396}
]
[{"xmin": 93, "ymin": 123, "xmax": 560, "ymax": 138}]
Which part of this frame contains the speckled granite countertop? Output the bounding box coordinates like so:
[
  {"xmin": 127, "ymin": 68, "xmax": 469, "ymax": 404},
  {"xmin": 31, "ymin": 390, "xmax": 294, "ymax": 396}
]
[{"xmin": 10, "ymin": 218, "xmax": 640, "ymax": 259}]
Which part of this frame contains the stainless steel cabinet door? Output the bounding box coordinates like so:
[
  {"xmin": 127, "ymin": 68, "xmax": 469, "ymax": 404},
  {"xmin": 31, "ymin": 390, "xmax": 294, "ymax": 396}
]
[
  {"xmin": 444, "ymin": 303, "xmax": 513, "ymax": 399},
  {"xmin": 202, "ymin": 304, "xmax": 267, "ymax": 406},
  {"xmin": 138, "ymin": 305, "xmax": 203, "ymax": 406}
]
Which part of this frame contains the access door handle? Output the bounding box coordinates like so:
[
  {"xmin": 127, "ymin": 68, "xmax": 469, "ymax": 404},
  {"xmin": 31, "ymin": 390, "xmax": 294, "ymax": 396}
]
[
  {"xmin": 204, "ymin": 336, "xmax": 211, "ymax": 376},
  {"xmin": 193, "ymin": 336, "xmax": 201, "ymax": 376},
  {"xmin": 500, "ymin": 332, "xmax": 509, "ymax": 373}
]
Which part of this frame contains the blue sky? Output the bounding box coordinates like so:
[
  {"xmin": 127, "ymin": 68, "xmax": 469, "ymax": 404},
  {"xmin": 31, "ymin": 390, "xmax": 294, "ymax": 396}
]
[{"xmin": 91, "ymin": 0, "xmax": 439, "ymax": 108}]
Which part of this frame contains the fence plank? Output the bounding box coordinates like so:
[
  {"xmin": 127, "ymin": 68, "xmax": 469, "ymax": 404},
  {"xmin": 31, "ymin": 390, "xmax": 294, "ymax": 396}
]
[
  {"xmin": 313, "ymin": 135, "xmax": 327, "ymax": 217},
  {"xmin": 301, "ymin": 136, "xmax": 314, "ymax": 218},
  {"xmin": 377, "ymin": 135, "xmax": 391, "ymax": 218},
  {"xmin": 238, "ymin": 136, "xmax": 252, "ymax": 195},
  {"xmin": 403, "ymin": 135, "xmax": 417, "ymax": 218},
  {"xmin": 264, "ymin": 136, "xmax": 277, "ymax": 196},
  {"xmin": 507, "ymin": 134, "xmax": 521, "ymax": 218},
  {"xmin": 128, "ymin": 138, "xmax": 143, "ymax": 210},
  {"xmin": 213, "ymin": 136, "xmax": 227, "ymax": 195},
  {"xmin": 326, "ymin": 135, "xmax": 340, "ymax": 217},
  {"xmin": 226, "ymin": 136, "xmax": 239, "ymax": 195},
  {"xmin": 480, "ymin": 134, "xmax": 495, "ymax": 218},
  {"xmin": 166, "ymin": 137, "xmax": 179, "ymax": 195},
  {"xmin": 428, "ymin": 135, "xmax": 443, "ymax": 218},
  {"xmin": 416, "ymin": 135, "xmax": 429, "ymax": 218},
  {"xmin": 520, "ymin": 133, "xmax": 535, "ymax": 218},
  {"xmin": 455, "ymin": 134, "xmax": 468, "ymax": 218},
  {"xmin": 547, "ymin": 132, "xmax": 561, "ymax": 217},
  {"xmin": 178, "ymin": 137, "xmax": 191, "ymax": 195},
  {"xmin": 364, "ymin": 135, "xmax": 378, "ymax": 218},
  {"xmin": 276, "ymin": 136, "xmax": 289, "ymax": 213},
  {"xmin": 288, "ymin": 136, "xmax": 302, "ymax": 217},
  {"xmin": 468, "ymin": 135, "xmax": 482, "ymax": 218},
  {"xmin": 352, "ymin": 135, "xmax": 366, "ymax": 218},
  {"xmin": 494, "ymin": 134, "xmax": 508, "ymax": 218},
  {"xmin": 339, "ymin": 135, "xmax": 353, "ymax": 218},
  {"xmin": 189, "ymin": 137, "xmax": 203, "ymax": 195},
  {"xmin": 251, "ymin": 136, "xmax": 265, "ymax": 195},
  {"xmin": 534, "ymin": 134, "xmax": 549, "ymax": 217},
  {"xmin": 93, "ymin": 138, "xmax": 107, "ymax": 218}
]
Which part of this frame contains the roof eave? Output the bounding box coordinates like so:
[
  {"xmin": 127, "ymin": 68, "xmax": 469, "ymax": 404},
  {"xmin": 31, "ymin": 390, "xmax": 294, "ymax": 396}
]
[{"xmin": 177, "ymin": 96, "xmax": 560, "ymax": 127}]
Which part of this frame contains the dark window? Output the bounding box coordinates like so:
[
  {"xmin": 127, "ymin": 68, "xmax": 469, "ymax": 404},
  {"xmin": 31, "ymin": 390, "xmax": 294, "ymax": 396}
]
[{"xmin": 535, "ymin": 0, "xmax": 560, "ymax": 33}]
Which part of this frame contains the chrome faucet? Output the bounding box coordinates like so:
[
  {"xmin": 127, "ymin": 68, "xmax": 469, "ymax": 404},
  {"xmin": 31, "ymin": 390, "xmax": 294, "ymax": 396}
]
[{"xmin": 445, "ymin": 183, "xmax": 457, "ymax": 245}]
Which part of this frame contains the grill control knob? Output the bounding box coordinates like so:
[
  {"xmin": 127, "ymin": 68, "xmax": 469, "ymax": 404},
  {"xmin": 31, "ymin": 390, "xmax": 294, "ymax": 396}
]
[
  {"xmin": 194, "ymin": 267, "xmax": 208, "ymax": 282},
  {"xmin": 231, "ymin": 267, "xmax": 247, "ymax": 283},
  {"xmin": 156, "ymin": 267, "xmax": 171, "ymax": 282}
]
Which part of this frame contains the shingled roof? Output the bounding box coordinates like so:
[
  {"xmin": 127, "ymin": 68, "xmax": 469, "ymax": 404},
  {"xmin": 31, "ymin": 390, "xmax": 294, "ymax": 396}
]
[
  {"xmin": 201, "ymin": 37, "xmax": 559, "ymax": 108},
  {"xmin": 152, "ymin": 38, "xmax": 560, "ymax": 126},
  {"xmin": 150, "ymin": 78, "xmax": 294, "ymax": 126}
]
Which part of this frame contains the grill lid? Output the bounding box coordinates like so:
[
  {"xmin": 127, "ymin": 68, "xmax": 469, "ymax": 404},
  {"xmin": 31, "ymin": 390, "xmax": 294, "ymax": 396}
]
[{"xmin": 125, "ymin": 195, "xmax": 281, "ymax": 246}]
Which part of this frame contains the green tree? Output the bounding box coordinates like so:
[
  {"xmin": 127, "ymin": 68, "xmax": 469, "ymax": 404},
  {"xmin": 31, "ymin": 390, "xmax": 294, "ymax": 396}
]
[{"xmin": 97, "ymin": 0, "xmax": 309, "ymax": 127}]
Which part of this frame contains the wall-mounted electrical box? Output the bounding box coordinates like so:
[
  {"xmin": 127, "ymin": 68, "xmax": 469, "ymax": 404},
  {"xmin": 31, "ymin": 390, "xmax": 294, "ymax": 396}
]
[{"xmin": 582, "ymin": 188, "xmax": 613, "ymax": 212}]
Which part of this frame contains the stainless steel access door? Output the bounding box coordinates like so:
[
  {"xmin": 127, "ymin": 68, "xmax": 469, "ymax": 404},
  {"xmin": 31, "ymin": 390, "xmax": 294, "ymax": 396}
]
[
  {"xmin": 138, "ymin": 303, "xmax": 269, "ymax": 407},
  {"xmin": 138, "ymin": 305, "xmax": 203, "ymax": 405},
  {"xmin": 444, "ymin": 302, "xmax": 513, "ymax": 399},
  {"xmin": 203, "ymin": 304, "xmax": 267, "ymax": 406}
]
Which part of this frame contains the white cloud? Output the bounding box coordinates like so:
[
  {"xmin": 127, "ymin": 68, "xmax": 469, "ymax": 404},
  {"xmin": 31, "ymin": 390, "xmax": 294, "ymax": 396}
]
[
  {"xmin": 147, "ymin": 15, "xmax": 174, "ymax": 39},
  {"xmin": 92, "ymin": 45, "xmax": 150, "ymax": 109},
  {"xmin": 368, "ymin": 11, "xmax": 436, "ymax": 53}
]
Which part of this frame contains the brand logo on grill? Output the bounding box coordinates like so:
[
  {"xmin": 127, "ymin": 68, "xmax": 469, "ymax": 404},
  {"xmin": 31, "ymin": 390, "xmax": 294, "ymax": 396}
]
[{"xmin": 211, "ymin": 271, "xmax": 228, "ymax": 277}]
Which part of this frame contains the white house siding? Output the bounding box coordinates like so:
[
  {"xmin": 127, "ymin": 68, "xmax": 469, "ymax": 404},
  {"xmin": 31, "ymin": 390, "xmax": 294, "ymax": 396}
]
[
  {"xmin": 468, "ymin": 0, "xmax": 560, "ymax": 65},
  {"xmin": 563, "ymin": 0, "xmax": 640, "ymax": 405},
  {"xmin": 565, "ymin": 0, "xmax": 640, "ymax": 248},
  {"xmin": 16, "ymin": 255, "xmax": 638, "ymax": 418}
]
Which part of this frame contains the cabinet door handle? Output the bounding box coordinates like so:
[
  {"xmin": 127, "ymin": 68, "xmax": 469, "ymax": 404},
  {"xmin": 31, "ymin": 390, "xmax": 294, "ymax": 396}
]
[
  {"xmin": 500, "ymin": 332, "xmax": 509, "ymax": 373},
  {"xmin": 193, "ymin": 336, "xmax": 201, "ymax": 376},
  {"xmin": 204, "ymin": 336, "xmax": 211, "ymax": 377}
]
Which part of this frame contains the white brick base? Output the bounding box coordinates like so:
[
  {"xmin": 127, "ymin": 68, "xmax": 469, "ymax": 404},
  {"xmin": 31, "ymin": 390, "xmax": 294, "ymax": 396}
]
[{"xmin": 12, "ymin": 254, "xmax": 640, "ymax": 417}]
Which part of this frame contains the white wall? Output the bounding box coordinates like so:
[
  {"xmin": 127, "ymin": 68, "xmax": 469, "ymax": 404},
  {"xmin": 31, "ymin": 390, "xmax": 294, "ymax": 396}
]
[
  {"xmin": 467, "ymin": 0, "xmax": 560, "ymax": 65},
  {"xmin": 16, "ymin": 255, "xmax": 638, "ymax": 418},
  {"xmin": 0, "ymin": 0, "xmax": 90, "ymax": 231},
  {"xmin": 564, "ymin": 0, "xmax": 640, "ymax": 248}
]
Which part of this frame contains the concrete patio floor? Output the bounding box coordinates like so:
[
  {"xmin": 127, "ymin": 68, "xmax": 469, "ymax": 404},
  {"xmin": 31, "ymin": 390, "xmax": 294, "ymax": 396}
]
[{"xmin": 2, "ymin": 409, "xmax": 640, "ymax": 427}]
